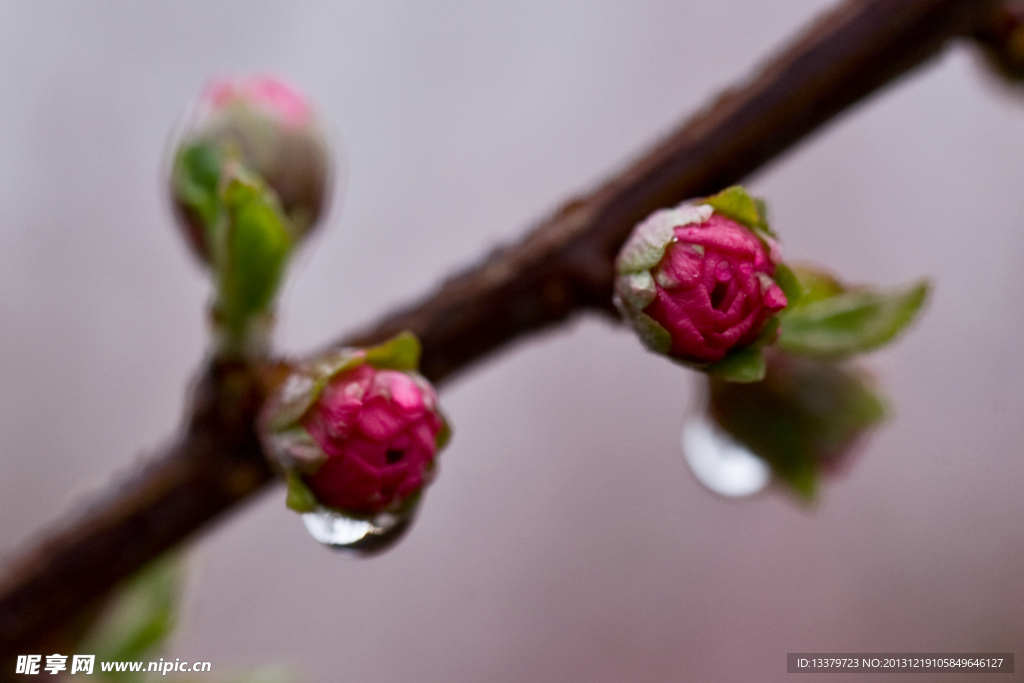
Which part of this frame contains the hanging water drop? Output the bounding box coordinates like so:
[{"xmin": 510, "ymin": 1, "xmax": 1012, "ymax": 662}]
[
  {"xmin": 302, "ymin": 505, "xmax": 417, "ymax": 556},
  {"xmin": 681, "ymin": 415, "xmax": 770, "ymax": 498}
]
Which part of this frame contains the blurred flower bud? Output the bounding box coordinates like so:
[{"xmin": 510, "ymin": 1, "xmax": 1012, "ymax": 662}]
[
  {"xmin": 170, "ymin": 75, "xmax": 331, "ymax": 263},
  {"xmin": 261, "ymin": 332, "xmax": 450, "ymax": 518},
  {"xmin": 707, "ymin": 349, "xmax": 887, "ymax": 500},
  {"xmin": 615, "ymin": 186, "xmax": 795, "ymax": 380}
]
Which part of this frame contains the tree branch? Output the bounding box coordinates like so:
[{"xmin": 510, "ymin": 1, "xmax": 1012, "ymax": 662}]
[{"xmin": 0, "ymin": 0, "xmax": 1000, "ymax": 664}]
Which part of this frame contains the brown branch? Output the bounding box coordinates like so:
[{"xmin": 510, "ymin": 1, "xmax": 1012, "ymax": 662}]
[
  {"xmin": 973, "ymin": 0, "xmax": 1024, "ymax": 79},
  {"xmin": 0, "ymin": 0, "xmax": 1000, "ymax": 665}
]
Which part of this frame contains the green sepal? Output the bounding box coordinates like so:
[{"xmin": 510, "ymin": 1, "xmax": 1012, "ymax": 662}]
[
  {"xmin": 217, "ymin": 177, "xmax": 294, "ymax": 338},
  {"xmin": 703, "ymin": 186, "xmax": 770, "ymax": 235},
  {"xmin": 267, "ymin": 354, "xmax": 366, "ymax": 433},
  {"xmin": 703, "ymin": 186, "xmax": 760, "ymax": 230},
  {"xmin": 773, "ymin": 263, "xmax": 802, "ymax": 309},
  {"xmin": 285, "ymin": 470, "xmax": 319, "ymax": 513},
  {"xmin": 268, "ymin": 380, "xmax": 320, "ymax": 432},
  {"xmin": 778, "ymin": 279, "xmax": 930, "ymax": 360},
  {"xmin": 313, "ymin": 349, "xmax": 367, "ymax": 383},
  {"xmin": 365, "ymin": 331, "xmax": 421, "ymax": 371},
  {"xmin": 268, "ymin": 334, "xmax": 424, "ymax": 438},
  {"xmin": 435, "ymin": 414, "xmax": 452, "ymax": 451},
  {"xmin": 616, "ymin": 271, "xmax": 658, "ymax": 312},
  {"xmin": 77, "ymin": 553, "xmax": 183, "ymax": 668},
  {"xmin": 630, "ymin": 310, "xmax": 673, "ymax": 355},
  {"xmin": 703, "ymin": 347, "xmax": 766, "ymax": 383},
  {"xmin": 268, "ymin": 426, "xmax": 327, "ymax": 471},
  {"xmin": 173, "ymin": 142, "xmax": 223, "ymax": 236},
  {"xmin": 753, "ymin": 197, "xmax": 772, "ymax": 235},
  {"xmin": 615, "ymin": 206, "xmax": 701, "ymax": 274}
]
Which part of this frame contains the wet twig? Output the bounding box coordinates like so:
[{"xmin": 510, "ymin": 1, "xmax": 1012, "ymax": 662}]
[{"xmin": 0, "ymin": 0, "xmax": 1001, "ymax": 665}]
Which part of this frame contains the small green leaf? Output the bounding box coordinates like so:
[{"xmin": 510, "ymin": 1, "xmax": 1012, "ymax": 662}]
[
  {"xmin": 708, "ymin": 352, "xmax": 888, "ymax": 502},
  {"xmin": 173, "ymin": 143, "xmax": 223, "ymax": 233},
  {"xmin": 778, "ymin": 279, "xmax": 930, "ymax": 359},
  {"xmin": 773, "ymin": 263, "xmax": 802, "ymax": 309},
  {"xmin": 78, "ymin": 554, "xmax": 183, "ymax": 666},
  {"xmin": 790, "ymin": 264, "xmax": 845, "ymax": 307},
  {"xmin": 365, "ymin": 331, "xmax": 422, "ymax": 370},
  {"xmin": 435, "ymin": 415, "xmax": 452, "ymax": 451},
  {"xmin": 704, "ymin": 347, "xmax": 766, "ymax": 382},
  {"xmin": 703, "ymin": 186, "xmax": 763, "ymax": 232},
  {"xmin": 754, "ymin": 198, "xmax": 771, "ymax": 232},
  {"xmin": 217, "ymin": 178, "xmax": 294, "ymax": 339},
  {"xmin": 286, "ymin": 471, "xmax": 318, "ymax": 512}
]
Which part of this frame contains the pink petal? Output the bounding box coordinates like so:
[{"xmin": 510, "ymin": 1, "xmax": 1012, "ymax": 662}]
[{"xmin": 357, "ymin": 397, "xmax": 408, "ymax": 441}]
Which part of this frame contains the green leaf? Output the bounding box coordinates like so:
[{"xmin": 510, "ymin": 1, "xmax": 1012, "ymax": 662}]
[
  {"xmin": 365, "ymin": 331, "xmax": 421, "ymax": 371},
  {"xmin": 777, "ymin": 279, "xmax": 930, "ymax": 360},
  {"xmin": 173, "ymin": 143, "xmax": 223, "ymax": 233},
  {"xmin": 286, "ymin": 471, "xmax": 319, "ymax": 512},
  {"xmin": 435, "ymin": 415, "xmax": 452, "ymax": 451},
  {"xmin": 704, "ymin": 347, "xmax": 766, "ymax": 382},
  {"xmin": 78, "ymin": 554, "xmax": 183, "ymax": 666},
  {"xmin": 790, "ymin": 264, "xmax": 845, "ymax": 307},
  {"xmin": 702, "ymin": 186, "xmax": 764, "ymax": 233},
  {"xmin": 753, "ymin": 197, "xmax": 771, "ymax": 233},
  {"xmin": 708, "ymin": 352, "xmax": 888, "ymax": 502},
  {"xmin": 773, "ymin": 263, "xmax": 802, "ymax": 309},
  {"xmin": 217, "ymin": 178, "xmax": 294, "ymax": 338}
]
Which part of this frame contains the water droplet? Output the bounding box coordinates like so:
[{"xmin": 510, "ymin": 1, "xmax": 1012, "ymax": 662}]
[
  {"xmin": 681, "ymin": 416, "xmax": 770, "ymax": 498},
  {"xmin": 302, "ymin": 505, "xmax": 416, "ymax": 556}
]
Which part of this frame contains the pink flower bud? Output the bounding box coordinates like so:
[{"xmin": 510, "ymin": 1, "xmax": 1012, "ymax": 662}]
[
  {"xmin": 301, "ymin": 364, "xmax": 444, "ymax": 514},
  {"xmin": 204, "ymin": 76, "xmax": 313, "ymax": 129},
  {"xmin": 260, "ymin": 333, "xmax": 450, "ymax": 518},
  {"xmin": 614, "ymin": 190, "xmax": 788, "ymax": 366},
  {"xmin": 170, "ymin": 75, "xmax": 332, "ymax": 263}
]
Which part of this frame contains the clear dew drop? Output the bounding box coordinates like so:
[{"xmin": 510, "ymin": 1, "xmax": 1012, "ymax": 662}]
[
  {"xmin": 681, "ymin": 415, "xmax": 770, "ymax": 498},
  {"xmin": 302, "ymin": 505, "xmax": 417, "ymax": 556}
]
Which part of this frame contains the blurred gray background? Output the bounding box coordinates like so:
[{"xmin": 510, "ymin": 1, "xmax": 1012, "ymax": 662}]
[{"xmin": 1, "ymin": 1, "xmax": 1022, "ymax": 681}]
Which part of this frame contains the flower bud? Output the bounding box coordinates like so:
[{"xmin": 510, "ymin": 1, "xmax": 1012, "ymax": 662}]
[
  {"xmin": 170, "ymin": 75, "xmax": 331, "ymax": 263},
  {"xmin": 261, "ymin": 333, "xmax": 450, "ymax": 518},
  {"xmin": 614, "ymin": 186, "xmax": 791, "ymax": 374}
]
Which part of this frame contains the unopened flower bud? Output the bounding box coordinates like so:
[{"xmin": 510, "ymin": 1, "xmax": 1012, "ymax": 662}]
[
  {"xmin": 261, "ymin": 333, "xmax": 450, "ymax": 518},
  {"xmin": 171, "ymin": 75, "xmax": 331, "ymax": 262},
  {"xmin": 614, "ymin": 186, "xmax": 791, "ymax": 375}
]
